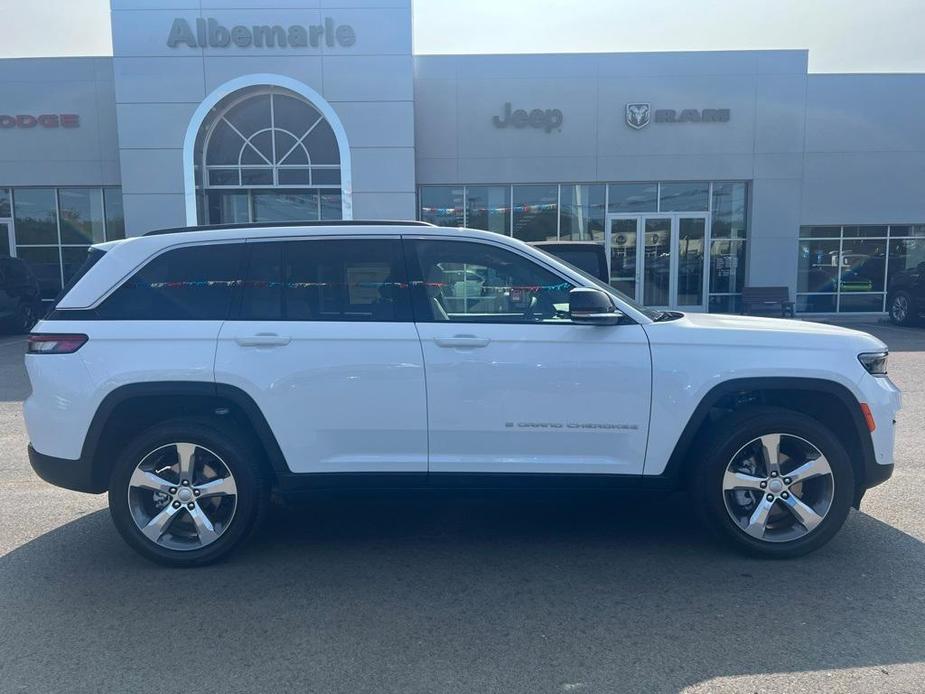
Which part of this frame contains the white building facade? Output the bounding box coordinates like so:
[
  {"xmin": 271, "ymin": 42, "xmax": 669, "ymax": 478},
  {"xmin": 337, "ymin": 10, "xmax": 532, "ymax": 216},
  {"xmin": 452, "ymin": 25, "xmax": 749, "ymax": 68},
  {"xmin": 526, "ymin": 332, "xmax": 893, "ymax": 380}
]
[{"xmin": 1, "ymin": 0, "xmax": 924, "ymax": 315}]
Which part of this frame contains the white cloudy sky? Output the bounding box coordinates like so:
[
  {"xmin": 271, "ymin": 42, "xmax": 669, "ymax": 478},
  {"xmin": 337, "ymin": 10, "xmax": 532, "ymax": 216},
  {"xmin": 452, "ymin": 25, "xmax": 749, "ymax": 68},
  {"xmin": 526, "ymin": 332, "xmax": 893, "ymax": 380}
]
[{"xmin": 2, "ymin": 0, "xmax": 923, "ymax": 73}]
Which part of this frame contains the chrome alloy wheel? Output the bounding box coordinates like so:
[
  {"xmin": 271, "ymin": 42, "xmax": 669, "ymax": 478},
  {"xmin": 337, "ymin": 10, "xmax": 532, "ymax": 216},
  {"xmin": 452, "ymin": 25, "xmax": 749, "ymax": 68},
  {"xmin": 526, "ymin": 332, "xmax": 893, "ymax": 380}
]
[
  {"xmin": 127, "ymin": 442, "xmax": 238, "ymax": 551},
  {"xmin": 891, "ymin": 294, "xmax": 909, "ymax": 323},
  {"xmin": 722, "ymin": 433, "xmax": 835, "ymax": 543}
]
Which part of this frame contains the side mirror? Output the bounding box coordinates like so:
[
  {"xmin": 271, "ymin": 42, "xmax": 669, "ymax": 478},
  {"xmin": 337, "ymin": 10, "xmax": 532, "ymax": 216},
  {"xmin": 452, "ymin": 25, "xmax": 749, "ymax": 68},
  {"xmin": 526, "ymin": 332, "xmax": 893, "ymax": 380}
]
[{"xmin": 569, "ymin": 287, "xmax": 623, "ymax": 325}]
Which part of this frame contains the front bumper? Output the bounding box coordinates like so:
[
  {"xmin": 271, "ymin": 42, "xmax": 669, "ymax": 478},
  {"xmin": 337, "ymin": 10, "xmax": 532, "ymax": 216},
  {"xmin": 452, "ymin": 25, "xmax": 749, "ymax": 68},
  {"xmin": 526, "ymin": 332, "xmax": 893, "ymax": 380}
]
[{"xmin": 28, "ymin": 444, "xmax": 105, "ymax": 494}]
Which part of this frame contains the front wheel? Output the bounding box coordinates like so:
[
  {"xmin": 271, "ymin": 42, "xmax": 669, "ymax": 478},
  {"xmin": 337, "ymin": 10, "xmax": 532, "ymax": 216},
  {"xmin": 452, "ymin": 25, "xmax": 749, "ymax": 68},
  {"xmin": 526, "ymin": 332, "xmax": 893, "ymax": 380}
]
[
  {"xmin": 691, "ymin": 408, "xmax": 855, "ymax": 558},
  {"xmin": 108, "ymin": 419, "xmax": 268, "ymax": 567}
]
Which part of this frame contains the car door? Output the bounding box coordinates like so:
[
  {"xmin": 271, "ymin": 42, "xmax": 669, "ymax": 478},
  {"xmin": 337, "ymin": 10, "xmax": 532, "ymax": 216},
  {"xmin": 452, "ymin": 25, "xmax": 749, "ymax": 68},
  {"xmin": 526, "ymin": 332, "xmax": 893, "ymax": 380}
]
[
  {"xmin": 214, "ymin": 236, "xmax": 428, "ymax": 474},
  {"xmin": 405, "ymin": 236, "xmax": 652, "ymax": 475}
]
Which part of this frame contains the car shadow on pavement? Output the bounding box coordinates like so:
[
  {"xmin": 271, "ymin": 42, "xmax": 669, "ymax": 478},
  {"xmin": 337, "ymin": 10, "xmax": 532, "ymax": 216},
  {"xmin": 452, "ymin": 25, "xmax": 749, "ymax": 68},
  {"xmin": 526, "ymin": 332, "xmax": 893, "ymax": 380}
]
[{"xmin": 0, "ymin": 490, "xmax": 922, "ymax": 693}]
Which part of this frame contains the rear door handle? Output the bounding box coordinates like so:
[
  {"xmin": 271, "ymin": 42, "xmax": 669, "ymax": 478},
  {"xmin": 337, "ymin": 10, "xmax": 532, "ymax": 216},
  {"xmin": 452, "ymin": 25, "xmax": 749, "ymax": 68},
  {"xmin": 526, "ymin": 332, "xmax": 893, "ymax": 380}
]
[
  {"xmin": 433, "ymin": 335, "xmax": 491, "ymax": 349},
  {"xmin": 235, "ymin": 333, "xmax": 291, "ymax": 347}
]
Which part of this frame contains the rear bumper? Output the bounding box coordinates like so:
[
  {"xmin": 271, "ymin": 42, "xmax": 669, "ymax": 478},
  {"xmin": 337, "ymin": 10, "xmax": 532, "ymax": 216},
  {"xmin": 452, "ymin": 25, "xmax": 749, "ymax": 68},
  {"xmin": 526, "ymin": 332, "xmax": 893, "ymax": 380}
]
[{"xmin": 28, "ymin": 444, "xmax": 104, "ymax": 494}]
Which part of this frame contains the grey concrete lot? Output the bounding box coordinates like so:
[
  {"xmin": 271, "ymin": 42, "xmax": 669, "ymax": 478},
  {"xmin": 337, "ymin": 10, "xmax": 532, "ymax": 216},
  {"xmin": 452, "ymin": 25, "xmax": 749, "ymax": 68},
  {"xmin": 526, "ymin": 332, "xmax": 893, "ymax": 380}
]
[{"xmin": 1, "ymin": 322, "xmax": 924, "ymax": 693}]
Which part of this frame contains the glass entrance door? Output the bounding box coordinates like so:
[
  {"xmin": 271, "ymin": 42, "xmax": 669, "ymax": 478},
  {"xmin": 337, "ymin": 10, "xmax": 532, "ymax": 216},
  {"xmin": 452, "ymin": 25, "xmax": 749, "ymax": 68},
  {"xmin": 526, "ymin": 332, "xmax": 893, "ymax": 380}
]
[
  {"xmin": 606, "ymin": 214, "xmax": 709, "ymax": 310},
  {"xmin": 641, "ymin": 217, "xmax": 672, "ymax": 306},
  {"xmin": 676, "ymin": 217, "xmax": 707, "ymax": 308}
]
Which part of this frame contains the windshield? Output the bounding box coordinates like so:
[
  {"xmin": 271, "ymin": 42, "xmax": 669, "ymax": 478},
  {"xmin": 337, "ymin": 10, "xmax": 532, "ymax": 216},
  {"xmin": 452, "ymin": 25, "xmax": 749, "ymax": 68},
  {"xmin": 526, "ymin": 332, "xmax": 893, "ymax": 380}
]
[{"xmin": 531, "ymin": 246, "xmax": 663, "ymax": 321}]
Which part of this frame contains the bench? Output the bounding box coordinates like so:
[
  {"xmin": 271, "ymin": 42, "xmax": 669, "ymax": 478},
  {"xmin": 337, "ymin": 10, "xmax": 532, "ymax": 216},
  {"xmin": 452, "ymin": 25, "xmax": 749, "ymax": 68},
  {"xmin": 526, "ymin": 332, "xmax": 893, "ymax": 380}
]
[{"xmin": 741, "ymin": 286, "xmax": 795, "ymax": 317}]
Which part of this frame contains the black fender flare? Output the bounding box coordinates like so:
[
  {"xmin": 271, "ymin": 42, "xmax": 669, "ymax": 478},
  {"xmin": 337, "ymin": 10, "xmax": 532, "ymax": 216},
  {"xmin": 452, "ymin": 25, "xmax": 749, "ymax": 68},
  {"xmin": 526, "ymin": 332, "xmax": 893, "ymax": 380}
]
[
  {"xmin": 81, "ymin": 381, "xmax": 291, "ymax": 488},
  {"xmin": 656, "ymin": 377, "xmax": 881, "ymax": 493}
]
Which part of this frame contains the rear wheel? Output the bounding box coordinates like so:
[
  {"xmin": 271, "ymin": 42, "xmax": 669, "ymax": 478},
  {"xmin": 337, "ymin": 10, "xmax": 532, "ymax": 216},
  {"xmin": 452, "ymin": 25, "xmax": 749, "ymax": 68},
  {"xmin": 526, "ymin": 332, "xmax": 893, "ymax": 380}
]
[
  {"xmin": 108, "ymin": 419, "xmax": 268, "ymax": 567},
  {"xmin": 691, "ymin": 408, "xmax": 855, "ymax": 558},
  {"xmin": 889, "ymin": 291, "xmax": 917, "ymax": 326},
  {"xmin": 1, "ymin": 298, "xmax": 40, "ymax": 335}
]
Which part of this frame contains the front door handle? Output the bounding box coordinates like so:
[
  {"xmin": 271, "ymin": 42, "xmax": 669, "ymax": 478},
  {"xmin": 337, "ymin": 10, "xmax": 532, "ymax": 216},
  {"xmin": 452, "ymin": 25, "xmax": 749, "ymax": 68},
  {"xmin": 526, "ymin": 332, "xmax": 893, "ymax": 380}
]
[
  {"xmin": 235, "ymin": 333, "xmax": 291, "ymax": 347},
  {"xmin": 433, "ymin": 335, "xmax": 491, "ymax": 349}
]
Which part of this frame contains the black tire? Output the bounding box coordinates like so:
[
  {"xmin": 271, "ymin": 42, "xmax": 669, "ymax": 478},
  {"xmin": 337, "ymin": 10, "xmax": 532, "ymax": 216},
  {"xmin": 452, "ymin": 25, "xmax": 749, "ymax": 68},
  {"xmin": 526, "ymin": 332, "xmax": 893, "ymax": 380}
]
[
  {"xmin": 888, "ymin": 290, "xmax": 917, "ymax": 326},
  {"xmin": 108, "ymin": 418, "xmax": 269, "ymax": 567},
  {"xmin": 690, "ymin": 407, "xmax": 855, "ymax": 558},
  {"xmin": 2, "ymin": 298, "xmax": 41, "ymax": 335}
]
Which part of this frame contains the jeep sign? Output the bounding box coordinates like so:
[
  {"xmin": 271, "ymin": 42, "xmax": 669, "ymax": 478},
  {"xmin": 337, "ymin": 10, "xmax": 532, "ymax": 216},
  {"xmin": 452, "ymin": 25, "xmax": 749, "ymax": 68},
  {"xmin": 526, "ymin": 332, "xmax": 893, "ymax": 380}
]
[
  {"xmin": 167, "ymin": 17, "xmax": 356, "ymax": 49},
  {"xmin": 493, "ymin": 103, "xmax": 563, "ymax": 133}
]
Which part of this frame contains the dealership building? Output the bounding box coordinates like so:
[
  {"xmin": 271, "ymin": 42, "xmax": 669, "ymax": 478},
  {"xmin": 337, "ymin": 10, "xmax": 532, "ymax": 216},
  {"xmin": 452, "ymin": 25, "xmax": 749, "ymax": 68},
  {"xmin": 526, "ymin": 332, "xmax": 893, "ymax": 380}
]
[{"xmin": 2, "ymin": 0, "xmax": 925, "ymax": 315}]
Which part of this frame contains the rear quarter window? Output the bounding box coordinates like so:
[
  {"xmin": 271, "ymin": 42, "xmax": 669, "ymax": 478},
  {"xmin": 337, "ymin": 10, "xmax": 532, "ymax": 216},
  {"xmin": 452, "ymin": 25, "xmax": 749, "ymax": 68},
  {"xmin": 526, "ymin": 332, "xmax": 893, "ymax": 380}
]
[{"xmin": 96, "ymin": 243, "xmax": 244, "ymax": 320}]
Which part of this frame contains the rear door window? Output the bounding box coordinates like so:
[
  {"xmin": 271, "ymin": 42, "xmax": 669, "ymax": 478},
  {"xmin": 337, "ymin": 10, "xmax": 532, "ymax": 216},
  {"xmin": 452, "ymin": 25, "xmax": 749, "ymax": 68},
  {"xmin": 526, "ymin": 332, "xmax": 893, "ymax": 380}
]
[
  {"xmin": 238, "ymin": 238, "xmax": 411, "ymax": 322},
  {"xmin": 97, "ymin": 243, "xmax": 244, "ymax": 320}
]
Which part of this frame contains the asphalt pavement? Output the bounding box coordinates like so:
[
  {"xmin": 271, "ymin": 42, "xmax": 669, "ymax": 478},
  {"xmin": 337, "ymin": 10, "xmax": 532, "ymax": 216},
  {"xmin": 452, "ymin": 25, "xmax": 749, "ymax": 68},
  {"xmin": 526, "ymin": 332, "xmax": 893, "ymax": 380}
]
[{"xmin": 0, "ymin": 321, "xmax": 924, "ymax": 693}]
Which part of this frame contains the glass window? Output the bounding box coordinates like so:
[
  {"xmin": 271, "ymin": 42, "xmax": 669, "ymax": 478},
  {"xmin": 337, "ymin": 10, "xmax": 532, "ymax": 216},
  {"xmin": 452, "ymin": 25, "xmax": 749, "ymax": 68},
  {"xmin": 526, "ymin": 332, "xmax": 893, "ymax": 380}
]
[
  {"xmin": 13, "ymin": 188, "xmax": 58, "ymax": 245},
  {"xmin": 888, "ymin": 238, "xmax": 925, "ymax": 278},
  {"xmin": 15, "ymin": 246, "xmax": 61, "ymax": 300},
  {"xmin": 796, "ymin": 294, "xmax": 837, "ymax": 313},
  {"xmin": 843, "ymin": 225, "xmax": 887, "ymax": 238},
  {"xmin": 62, "ymin": 246, "xmax": 93, "ymax": 287},
  {"xmin": 839, "ymin": 294, "xmax": 885, "ymax": 313},
  {"xmin": 798, "ymin": 240, "xmax": 840, "ymax": 293},
  {"xmin": 659, "ymin": 182, "xmax": 709, "ymax": 212},
  {"xmin": 709, "ymin": 295, "xmax": 742, "ymax": 314},
  {"xmin": 197, "ymin": 88, "xmax": 343, "ymax": 225},
  {"xmin": 320, "ymin": 190, "xmax": 342, "ymax": 220},
  {"xmin": 408, "ymin": 239, "xmax": 573, "ymax": 324},
  {"xmin": 839, "ymin": 239, "xmax": 885, "ymax": 293},
  {"xmin": 207, "ymin": 191, "xmax": 250, "ymax": 225},
  {"xmin": 466, "ymin": 186, "xmax": 510, "ymax": 235},
  {"xmin": 800, "ymin": 226, "xmax": 840, "ymax": 239},
  {"xmin": 252, "ymin": 190, "xmax": 318, "ymax": 221},
  {"xmin": 608, "ymin": 183, "xmax": 657, "ymax": 213},
  {"xmin": 512, "ymin": 185, "xmax": 558, "ymax": 242},
  {"xmin": 709, "ymin": 240, "xmax": 746, "ymax": 294},
  {"xmin": 239, "ymin": 239, "xmax": 410, "ymax": 322},
  {"xmin": 419, "ymin": 186, "xmax": 464, "ymax": 227},
  {"xmin": 0, "ymin": 189, "xmax": 10, "ymax": 218},
  {"xmin": 559, "ymin": 185, "xmax": 605, "ymax": 241},
  {"xmin": 104, "ymin": 188, "xmax": 125, "ymax": 240},
  {"xmin": 0, "ymin": 222, "xmax": 10, "ymax": 257},
  {"xmin": 98, "ymin": 244, "xmax": 244, "ymax": 320},
  {"xmin": 58, "ymin": 189, "xmax": 104, "ymax": 244},
  {"xmin": 890, "ymin": 224, "xmax": 925, "ymax": 238},
  {"xmin": 711, "ymin": 183, "xmax": 747, "ymax": 240}
]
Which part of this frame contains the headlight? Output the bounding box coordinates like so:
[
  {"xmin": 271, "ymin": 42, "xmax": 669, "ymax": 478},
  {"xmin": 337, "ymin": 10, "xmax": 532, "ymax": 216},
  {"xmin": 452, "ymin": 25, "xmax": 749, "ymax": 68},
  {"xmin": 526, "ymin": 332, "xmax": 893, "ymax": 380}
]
[{"xmin": 858, "ymin": 351, "xmax": 888, "ymax": 376}]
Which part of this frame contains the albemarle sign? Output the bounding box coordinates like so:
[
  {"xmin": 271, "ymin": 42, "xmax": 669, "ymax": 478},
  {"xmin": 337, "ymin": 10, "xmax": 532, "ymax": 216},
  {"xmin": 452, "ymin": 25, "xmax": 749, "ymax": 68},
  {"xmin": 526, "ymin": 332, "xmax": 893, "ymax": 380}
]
[{"xmin": 167, "ymin": 17, "xmax": 356, "ymax": 49}]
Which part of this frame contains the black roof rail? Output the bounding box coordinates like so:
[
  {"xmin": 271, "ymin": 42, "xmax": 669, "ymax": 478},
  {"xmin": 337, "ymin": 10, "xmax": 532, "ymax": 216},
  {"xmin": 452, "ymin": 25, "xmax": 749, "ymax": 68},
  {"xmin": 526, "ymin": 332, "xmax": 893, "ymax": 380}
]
[{"xmin": 143, "ymin": 220, "xmax": 435, "ymax": 237}]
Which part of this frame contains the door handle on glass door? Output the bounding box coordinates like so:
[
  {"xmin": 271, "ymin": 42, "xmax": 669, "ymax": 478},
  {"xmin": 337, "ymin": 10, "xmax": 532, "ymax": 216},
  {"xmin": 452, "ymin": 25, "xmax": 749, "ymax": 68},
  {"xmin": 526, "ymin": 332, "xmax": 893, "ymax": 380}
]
[
  {"xmin": 235, "ymin": 333, "xmax": 291, "ymax": 347},
  {"xmin": 433, "ymin": 335, "xmax": 491, "ymax": 349}
]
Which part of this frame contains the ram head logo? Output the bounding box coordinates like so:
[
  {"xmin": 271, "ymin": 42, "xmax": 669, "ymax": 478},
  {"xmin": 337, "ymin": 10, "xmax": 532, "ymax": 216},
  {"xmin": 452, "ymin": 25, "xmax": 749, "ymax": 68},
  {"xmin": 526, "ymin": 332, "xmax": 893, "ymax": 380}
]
[{"xmin": 625, "ymin": 103, "xmax": 650, "ymax": 130}]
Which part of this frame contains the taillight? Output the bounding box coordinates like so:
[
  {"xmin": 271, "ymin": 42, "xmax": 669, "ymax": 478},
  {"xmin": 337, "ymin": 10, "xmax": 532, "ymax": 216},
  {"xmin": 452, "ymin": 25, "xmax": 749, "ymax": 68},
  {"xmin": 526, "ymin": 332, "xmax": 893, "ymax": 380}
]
[{"xmin": 27, "ymin": 333, "xmax": 88, "ymax": 354}]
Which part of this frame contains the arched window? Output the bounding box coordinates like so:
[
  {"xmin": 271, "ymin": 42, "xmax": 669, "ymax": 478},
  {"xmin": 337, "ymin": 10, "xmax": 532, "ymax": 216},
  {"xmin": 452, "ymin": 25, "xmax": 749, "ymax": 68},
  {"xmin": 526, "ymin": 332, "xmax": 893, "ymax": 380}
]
[{"xmin": 194, "ymin": 87, "xmax": 343, "ymax": 224}]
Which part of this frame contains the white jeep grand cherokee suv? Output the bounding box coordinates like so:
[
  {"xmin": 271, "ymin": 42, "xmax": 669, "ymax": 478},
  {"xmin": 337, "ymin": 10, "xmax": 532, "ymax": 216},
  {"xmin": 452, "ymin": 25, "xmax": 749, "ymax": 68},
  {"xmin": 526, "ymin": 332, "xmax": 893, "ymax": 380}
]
[{"xmin": 25, "ymin": 221, "xmax": 900, "ymax": 566}]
